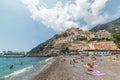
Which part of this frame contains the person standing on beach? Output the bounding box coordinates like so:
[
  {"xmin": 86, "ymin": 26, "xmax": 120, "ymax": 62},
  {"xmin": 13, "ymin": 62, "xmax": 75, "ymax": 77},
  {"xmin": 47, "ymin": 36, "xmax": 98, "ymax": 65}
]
[
  {"xmin": 70, "ymin": 59, "xmax": 72, "ymax": 64},
  {"xmin": 73, "ymin": 59, "xmax": 76, "ymax": 67},
  {"xmin": 116, "ymin": 54, "xmax": 119, "ymax": 61}
]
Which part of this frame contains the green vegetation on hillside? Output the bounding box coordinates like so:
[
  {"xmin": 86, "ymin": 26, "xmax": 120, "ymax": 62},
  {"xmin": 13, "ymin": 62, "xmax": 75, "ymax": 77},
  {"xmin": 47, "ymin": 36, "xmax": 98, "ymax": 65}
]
[
  {"xmin": 89, "ymin": 38, "xmax": 111, "ymax": 42},
  {"xmin": 27, "ymin": 38, "xmax": 54, "ymax": 56},
  {"xmin": 112, "ymin": 34, "xmax": 120, "ymax": 48},
  {"xmin": 77, "ymin": 37, "xmax": 87, "ymax": 41}
]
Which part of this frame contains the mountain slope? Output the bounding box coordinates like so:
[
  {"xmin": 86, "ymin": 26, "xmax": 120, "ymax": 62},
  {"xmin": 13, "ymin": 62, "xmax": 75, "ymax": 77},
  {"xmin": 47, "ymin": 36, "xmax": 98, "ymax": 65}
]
[
  {"xmin": 90, "ymin": 17, "xmax": 120, "ymax": 34},
  {"xmin": 90, "ymin": 17, "xmax": 120, "ymax": 48},
  {"xmin": 27, "ymin": 28, "xmax": 81, "ymax": 56},
  {"xmin": 27, "ymin": 37, "xmax": 55, "ymax": 56}
]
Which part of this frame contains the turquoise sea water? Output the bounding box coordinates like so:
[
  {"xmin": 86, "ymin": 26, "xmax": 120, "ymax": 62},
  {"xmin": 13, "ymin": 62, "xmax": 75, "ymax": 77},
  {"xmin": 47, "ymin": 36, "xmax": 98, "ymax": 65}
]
[{"xmin": 0, "ymin": 57, "xmax": 50, "ymax": 80}]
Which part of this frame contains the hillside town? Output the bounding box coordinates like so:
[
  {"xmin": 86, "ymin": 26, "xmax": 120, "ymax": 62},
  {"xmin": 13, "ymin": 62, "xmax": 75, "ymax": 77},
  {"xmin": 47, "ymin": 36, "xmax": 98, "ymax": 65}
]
[{"xmin": 51, "ymin": 28, "xmax": 120, "ymax": 56}]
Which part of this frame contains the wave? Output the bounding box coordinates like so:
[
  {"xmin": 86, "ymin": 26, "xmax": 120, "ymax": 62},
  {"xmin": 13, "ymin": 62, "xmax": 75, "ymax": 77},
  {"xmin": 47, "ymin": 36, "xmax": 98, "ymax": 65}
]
[
  {"xmin": 4, "ymin": 57, "xmax": 54, "ymax": 80},
  {"xmin": 4, "ymin": 66, "xmax": 33, "ymax": 80},
  {"xmin": 45, "ymin": 57, "xmax": 53, "ymax": 62}
]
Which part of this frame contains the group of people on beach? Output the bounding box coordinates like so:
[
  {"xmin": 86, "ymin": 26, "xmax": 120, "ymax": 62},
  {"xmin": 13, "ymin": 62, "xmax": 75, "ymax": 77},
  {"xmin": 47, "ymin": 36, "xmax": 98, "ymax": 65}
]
[
  {"xmin": 67, "ymin": 55, "xmax": 86, "ymax": 67},
  {"xmin": 109, "ymin": 54, "xmax": 120, "ymax": 62},
  {"xmin": 69, "ymin": 55, "xmax": 105, "ymax": 76},
  {"xmin": 63, "ymin": 54, "xmax": 103, "ymax": 73}
]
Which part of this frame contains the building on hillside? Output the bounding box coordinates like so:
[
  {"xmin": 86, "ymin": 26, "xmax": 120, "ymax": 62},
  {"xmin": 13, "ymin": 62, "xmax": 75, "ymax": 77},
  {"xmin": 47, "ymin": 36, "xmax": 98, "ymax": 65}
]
[
  {"xmin": 58, "ymin": 28, "xmax": 95, "ymax": 42},
  {"xmin": 66, "ymin": 41, "xmax": 119, "ymax": 55},
  {"xmin": 76, "ymin": 30, "xmax": 95, "ymax": 40},
  {"xmin": 54, "ymin": 28, "xmax": 112, "ymax": 44},
  {"xmin": 68, "ymin": 42, "xmax": 90, "ymax": 54},
  {"xmin": 91, "ymin": 41, "xmax": 118, "ymax": 50},
  {"xmin": 86, "ymin": 41, "xmax": 119, "ymax": 55},
  {"xmin": 53, "ymin": 37, "xmax": 120, "ymax": 55},
  {"xmin": 95, "ymin": 30, "xmax": 111, "ymax": 39},
  {"xmin": 53, "ymin": 38, "xmax": 71, "ymax": 45},
  {"xmin": 51, "ymin": 43, "xmax": 69, "ymax": 56}
]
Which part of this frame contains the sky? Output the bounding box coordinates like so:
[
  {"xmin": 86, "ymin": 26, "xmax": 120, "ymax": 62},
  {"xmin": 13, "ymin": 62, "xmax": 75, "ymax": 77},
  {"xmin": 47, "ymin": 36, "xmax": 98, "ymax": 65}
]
[{"xmin": 0, "ymin": 0, "xmax": 120, "ymax": 52}]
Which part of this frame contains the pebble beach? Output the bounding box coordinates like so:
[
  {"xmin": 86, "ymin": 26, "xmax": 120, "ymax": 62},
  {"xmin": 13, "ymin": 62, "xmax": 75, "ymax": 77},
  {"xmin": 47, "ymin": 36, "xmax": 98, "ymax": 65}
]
[{"xmin": 32, "ymin": 55, "xmax": 120, "ymax": 80}]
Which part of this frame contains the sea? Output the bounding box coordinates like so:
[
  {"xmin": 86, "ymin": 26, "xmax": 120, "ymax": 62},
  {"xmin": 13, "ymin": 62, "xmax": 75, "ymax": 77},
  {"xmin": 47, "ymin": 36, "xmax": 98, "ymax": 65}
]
[{"xmin": 0, "ymin": 57, "xmax": 53, "ymax": 80}]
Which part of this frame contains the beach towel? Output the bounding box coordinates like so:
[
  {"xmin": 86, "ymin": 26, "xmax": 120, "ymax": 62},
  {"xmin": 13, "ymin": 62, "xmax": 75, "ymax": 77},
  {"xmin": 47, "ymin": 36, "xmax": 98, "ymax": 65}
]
[
  {"xmin": 84, "ymin": 64, "xmax": 98, "ymax": 68},
  {"xmin": 93, "ymin": 61, "xmax": 102, "ymax": 64},
  {"xmin": 88, "ymin": 70, "xmax": 105, "ymax": 76}
]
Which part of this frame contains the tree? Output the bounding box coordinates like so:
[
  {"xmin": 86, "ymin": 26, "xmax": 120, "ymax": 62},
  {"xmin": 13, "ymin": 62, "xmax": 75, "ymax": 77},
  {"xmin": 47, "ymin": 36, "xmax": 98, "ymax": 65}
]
[{"xmin": 112, "ymin": 34, "xmax": 120, "ymax": 48}]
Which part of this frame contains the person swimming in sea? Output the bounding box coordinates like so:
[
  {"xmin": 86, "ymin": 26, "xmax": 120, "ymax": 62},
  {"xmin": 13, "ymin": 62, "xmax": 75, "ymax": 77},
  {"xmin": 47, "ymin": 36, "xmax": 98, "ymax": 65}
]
[{"xmin": 9, "ymin": 64, "xmax": 14, "ymax": 70}]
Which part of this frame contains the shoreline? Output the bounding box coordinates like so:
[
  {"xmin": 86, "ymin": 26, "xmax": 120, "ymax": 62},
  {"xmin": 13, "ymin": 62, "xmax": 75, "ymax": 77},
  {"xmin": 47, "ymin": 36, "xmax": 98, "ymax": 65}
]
[
  {"xmin": 32, "ymin": 56, "xmax": 78, "ymax": 80},
  {"xmin": 30, "ymin": 57, "xmax": 56, "ymax": 80},
  {"xmin": 2, "ymin": 57, "xmax": 52, "ymax": 80},
  {"xmin": 31, "ymin": 57, "xmax": 59, "ymax": 80}
]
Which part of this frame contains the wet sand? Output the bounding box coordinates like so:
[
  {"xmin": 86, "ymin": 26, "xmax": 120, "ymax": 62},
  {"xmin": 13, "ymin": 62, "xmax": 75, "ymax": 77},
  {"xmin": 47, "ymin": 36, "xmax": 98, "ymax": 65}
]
[{"xmin": 32, "ymin": 55, "xmax": 120, "ymax": 80}]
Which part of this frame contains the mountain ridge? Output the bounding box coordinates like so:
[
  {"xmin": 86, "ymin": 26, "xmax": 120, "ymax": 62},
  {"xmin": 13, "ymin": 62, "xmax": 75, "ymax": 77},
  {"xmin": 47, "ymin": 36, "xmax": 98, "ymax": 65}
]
[{"xmin": 90, "ymin": 17, "xmax": 120, "ymax": 34}]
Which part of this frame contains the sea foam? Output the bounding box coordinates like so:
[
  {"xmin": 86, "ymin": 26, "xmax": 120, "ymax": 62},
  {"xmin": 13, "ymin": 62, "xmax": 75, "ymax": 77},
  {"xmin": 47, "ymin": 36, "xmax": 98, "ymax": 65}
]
[
  {"xmin": 4, "ymin": 57, "xmax": 54, "ymax": 80},
  {"xmin": 4, "ymin": 66, "xmax": 33, "ymax": 80}
]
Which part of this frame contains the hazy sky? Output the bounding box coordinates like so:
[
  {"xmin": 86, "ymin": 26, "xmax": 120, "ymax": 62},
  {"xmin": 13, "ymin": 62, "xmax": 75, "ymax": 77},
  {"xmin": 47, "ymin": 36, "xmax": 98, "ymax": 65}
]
[{"xmin": 0, "ymin": 0, "xmax": 120, "ymax": 52}]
